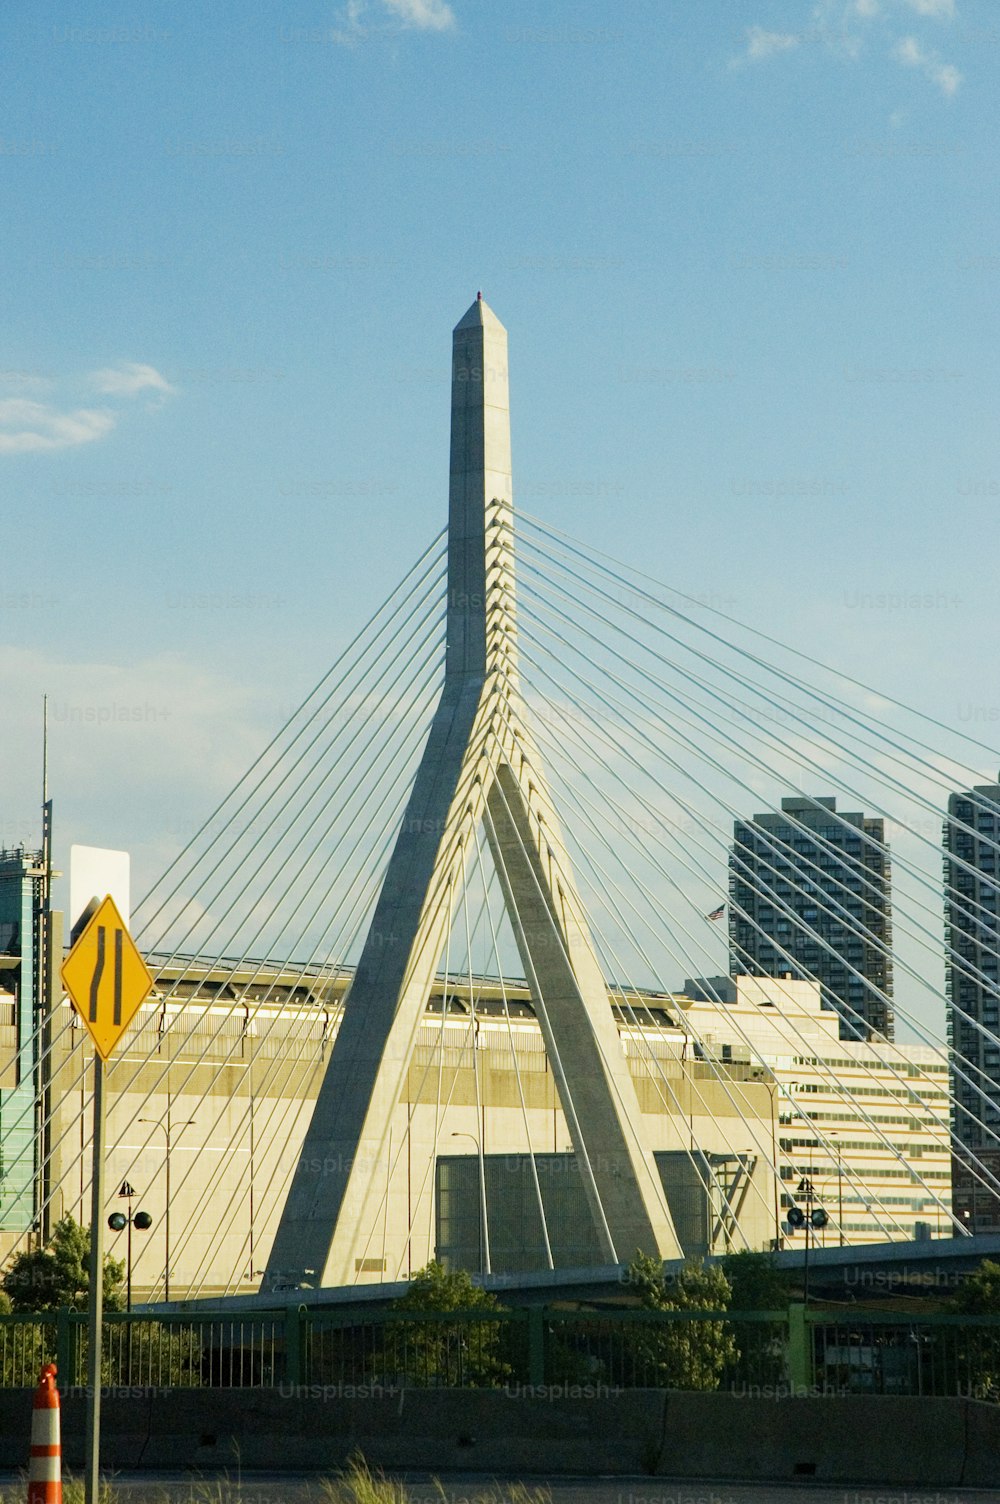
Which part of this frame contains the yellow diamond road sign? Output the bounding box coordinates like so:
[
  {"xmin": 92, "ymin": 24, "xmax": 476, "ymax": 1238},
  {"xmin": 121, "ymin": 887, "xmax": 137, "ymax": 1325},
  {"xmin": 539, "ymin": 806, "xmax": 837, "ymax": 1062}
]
[{"xmin": 61, "ymin": 894, "xmax": 153, "ymax": 1061}]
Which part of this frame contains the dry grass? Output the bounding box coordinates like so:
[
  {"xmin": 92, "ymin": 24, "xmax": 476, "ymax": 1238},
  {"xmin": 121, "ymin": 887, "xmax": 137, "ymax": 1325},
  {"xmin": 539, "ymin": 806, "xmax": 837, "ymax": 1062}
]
[
  {"xmin": 321, "ymin": 1457, "xmax": 552, "ymax": 1504},
  {"xmin": 320, "ymin": 1454, "xmax": 411, "ymax": 1504},
  {"xmin": 0, "ymin": 1453, "xmax": 554, "ymax": 1503},
  {"xmin": 0, "ymin": 1474, "xmax": 115, "ymax": 1504}
]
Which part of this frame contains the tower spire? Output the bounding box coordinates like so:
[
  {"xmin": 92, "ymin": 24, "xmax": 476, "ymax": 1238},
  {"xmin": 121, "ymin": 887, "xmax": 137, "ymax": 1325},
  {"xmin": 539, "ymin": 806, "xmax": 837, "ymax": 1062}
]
[{"xmin": 263, "ymin": 300, "xmax": 681, "ymax": 1291}]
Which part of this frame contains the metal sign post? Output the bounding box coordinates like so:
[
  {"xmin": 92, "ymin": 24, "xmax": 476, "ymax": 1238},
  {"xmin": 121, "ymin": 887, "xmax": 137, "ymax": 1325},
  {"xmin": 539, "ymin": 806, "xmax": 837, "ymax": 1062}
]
[
  {"xmin": 61, "ymin": 893, "xmax": 153, "ymax": 1504},
  {"xmin": 84, "ymin": 1055, "xmax": 105, "ymax": 1504}
]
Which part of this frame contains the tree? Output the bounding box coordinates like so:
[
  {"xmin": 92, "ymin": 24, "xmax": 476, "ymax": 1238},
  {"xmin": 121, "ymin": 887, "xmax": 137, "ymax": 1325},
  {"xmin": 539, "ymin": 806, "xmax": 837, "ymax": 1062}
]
[
  {"xmin": 719, "ymin": 1250, "xmax": 791, "ymax": 1387},
  {"xmin": 1, "ymin": 1216, "xmax": 125, "ymax": 1313},
  {"xmin": 626, "ymin": 1249, "xmax": 734, "ymax": 1312},
  {"xmin": 622, "ymin": 1251, "xmax": 738, "ymax": 1390},
  {"xmin": 393, "ymin": 1261, "xmax": 502, "ymax": 1315},
  {"xmin": 384, "ymin": 1261, "xmax": 513, "ymax": 1387},
  {"xmin": 720, "ymin": 1249, "xmax": 791, "ymax": 1311},
  {"xmin": 948, "ymin": 1258, "xmax": 1000, "ymax": 1316},
  {"xmin": 939, "ymin": 1258, "xmax": 1000, "ymax": 1400}
]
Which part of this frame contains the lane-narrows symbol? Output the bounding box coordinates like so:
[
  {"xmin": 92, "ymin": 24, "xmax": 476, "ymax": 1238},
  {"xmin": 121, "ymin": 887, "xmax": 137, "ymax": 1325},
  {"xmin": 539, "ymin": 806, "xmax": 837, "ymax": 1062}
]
[{"xmin": 89, "ymin": 926, "xmax": 106, "ymax": 1023}]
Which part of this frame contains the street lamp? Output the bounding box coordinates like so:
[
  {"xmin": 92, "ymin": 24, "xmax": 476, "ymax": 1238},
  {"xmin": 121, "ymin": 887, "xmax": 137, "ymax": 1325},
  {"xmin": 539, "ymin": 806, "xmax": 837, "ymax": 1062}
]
[
  {"xmin": 139, "ymin": 1112, "xmax": 196, "ymax": 1302},
  {"xmin": 450, "ymin": 1131, "xmax": 491, "ymax": 1276},
  {"xmin": 791, "ymin": 1113, "xmax": 845, "ymax": 1248},
  {"xmin": 107, "ymin": 1181, "xmax": 153, "ymax": 1313},
  {"xmin": 787, "ymin": 1175, "xmax": 828, "ymax": 1302}
]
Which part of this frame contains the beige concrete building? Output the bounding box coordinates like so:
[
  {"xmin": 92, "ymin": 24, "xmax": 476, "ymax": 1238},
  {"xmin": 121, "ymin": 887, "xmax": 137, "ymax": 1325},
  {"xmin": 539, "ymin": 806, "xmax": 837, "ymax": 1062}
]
[
  {"xmin": 0, "ymin": 960, "xmax": 951, "ymax": 1301},
  {"xmin": 676, "ymin": 975, "xmax": 953, "ymax": 1243}
]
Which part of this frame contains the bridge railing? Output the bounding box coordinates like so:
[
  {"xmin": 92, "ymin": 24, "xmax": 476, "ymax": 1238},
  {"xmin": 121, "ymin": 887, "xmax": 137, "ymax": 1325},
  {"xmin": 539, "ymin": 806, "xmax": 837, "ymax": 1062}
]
[
  {"xmin": 303, "ymin": 1306, "xmax": 527, "ymax": 1390},
  {"xmin": 806, "ymin": 1308, "xmax": 1000, "ymax": 1401},
  {"xmin": 538, "ymin": 1307, "xmax": 789, "ymax": 1393},
  {"xmin": 0, "ymin": 1305, "xmax": 999, "ymax": 1399},
  {"xmin": 0, "ymin": 1313, "xmax": 58, "ymax": 1388},
  {"xmin": 0, "ymin": 1308, "xmax": 285, "ymax": 1389}
]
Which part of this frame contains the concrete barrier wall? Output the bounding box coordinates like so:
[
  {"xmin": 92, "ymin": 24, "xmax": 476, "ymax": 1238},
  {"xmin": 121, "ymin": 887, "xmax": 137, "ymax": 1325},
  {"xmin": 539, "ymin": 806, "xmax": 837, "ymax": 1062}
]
[{"xmin": 0, "ymin": 1390, "xmax": 996, "ymax": 1485}]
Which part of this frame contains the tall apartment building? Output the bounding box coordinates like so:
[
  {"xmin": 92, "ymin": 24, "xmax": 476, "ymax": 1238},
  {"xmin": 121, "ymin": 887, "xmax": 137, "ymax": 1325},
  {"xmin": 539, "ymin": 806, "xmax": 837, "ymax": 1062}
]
[
  {"xmin": 944, "ymin": 776, "xmax": 1000, "ymax": 1231},
  {"xmin": 729, "ymin": 796, "xmax": 894, "ymax": 1043}
]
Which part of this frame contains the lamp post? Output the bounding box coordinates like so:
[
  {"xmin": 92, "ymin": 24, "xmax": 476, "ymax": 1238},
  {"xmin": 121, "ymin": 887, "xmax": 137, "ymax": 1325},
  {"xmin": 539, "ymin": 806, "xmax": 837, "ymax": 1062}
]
[
  {"xmin": 787, "ymin": 1175, "xmax": 828, "ymax": 1302},
  {"xmin": 451, "ymin": 1131, "xmax": 491, "ymax": 1276},
  {"xmin": 107, "ymin": 1181, "xmax": 154, "ymax": 1314},
  {"xmin": 791, "ymin": 1113, "xmax": 845, "ymax": 1248},
  {"xmin": 139, "ymin": 1111, "xmax": 195, "ymax": 1302},
  {"xmin": 108, "ymin": 1183, "xmax": 152, "ymax": 1383}
]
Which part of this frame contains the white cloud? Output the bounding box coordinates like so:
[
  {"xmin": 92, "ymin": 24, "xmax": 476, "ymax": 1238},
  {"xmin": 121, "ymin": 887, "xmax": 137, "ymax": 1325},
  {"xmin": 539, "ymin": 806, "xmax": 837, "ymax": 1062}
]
[
  {"xmin": 934, "ymin": 61, "xmax": 961, "ymax": 93},
  {"xmin": 330, "ymin": 0, "xmax": 455, "ymax": 42},
  {"xmin": 892, "ymin": 33, "xmax": 962, "ymax": 92},
  {"xmin": 0, "ymin": 371, "xmax": 52, "ymax": 393},
  {"xmin": 895, "ymin": 32, "xmax": 925, "ymax": 62},
  {"xmin": 738, "ymin": 2, "xmax": 963, "ymax": 93},
  {"xmin": 329, "ymin": 0, "xmax": 367, "ymax": 44},
  {"xmin": 0, "ymin": 399, "xmax": 115, "ymax": 455},
  {"xmin": 89, "ymin": 362, "xmax": 176, "ymax": 399},
  {"xmin": 382, "ymin": 0, "xmax": 455, "ymax": 29},
  {"xmin": 744, "ymin": 25, "xmax": 801, "ymax": 59},
  {"xmin": 901, "ymin": 0, "xmax": 955, "ymax": 18},
  {"xmin": 0, "ymin": 359, "xmax": 177, "ymax": 456}
]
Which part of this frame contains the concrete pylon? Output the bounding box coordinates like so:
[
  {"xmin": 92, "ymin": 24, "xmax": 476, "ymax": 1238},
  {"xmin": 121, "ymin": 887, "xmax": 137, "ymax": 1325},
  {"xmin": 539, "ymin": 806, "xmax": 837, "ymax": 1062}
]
[{"xmin": 262, "ymin": 296, "xmax": 681, "ymax": 1291}]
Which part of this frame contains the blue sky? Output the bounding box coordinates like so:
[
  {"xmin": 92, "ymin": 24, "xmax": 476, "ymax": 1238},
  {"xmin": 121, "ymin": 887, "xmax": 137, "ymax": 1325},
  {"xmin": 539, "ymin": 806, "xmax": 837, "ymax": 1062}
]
[{"xmin": 2, "ymin": 0, "xmax": 997, "ymax": 1006}]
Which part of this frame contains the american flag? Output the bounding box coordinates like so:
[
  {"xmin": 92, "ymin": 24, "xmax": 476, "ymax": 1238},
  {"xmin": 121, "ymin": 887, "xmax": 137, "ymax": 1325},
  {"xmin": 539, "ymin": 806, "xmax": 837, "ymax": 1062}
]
[{"xmin": 705, "ymin": 904, "xmax": 726, "ymax": 921}]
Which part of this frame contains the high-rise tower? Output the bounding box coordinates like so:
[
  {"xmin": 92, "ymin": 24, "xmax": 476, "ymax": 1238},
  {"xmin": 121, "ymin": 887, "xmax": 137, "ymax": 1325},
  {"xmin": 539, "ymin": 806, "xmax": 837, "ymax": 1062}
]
[
  {"xmin": 944, "ymin": 775, "xmax": 1000, "ymax": 1231},
  {"xmin": 729, "ymin": 796, "xmax": 894, "ymax": 1041}
]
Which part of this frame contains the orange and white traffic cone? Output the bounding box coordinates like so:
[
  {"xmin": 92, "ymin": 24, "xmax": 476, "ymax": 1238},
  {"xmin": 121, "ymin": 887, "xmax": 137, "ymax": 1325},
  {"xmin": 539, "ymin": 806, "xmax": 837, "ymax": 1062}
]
[{"xmin": 27, "ymin": 1363, "xmax": 61, "ymax": 1504}]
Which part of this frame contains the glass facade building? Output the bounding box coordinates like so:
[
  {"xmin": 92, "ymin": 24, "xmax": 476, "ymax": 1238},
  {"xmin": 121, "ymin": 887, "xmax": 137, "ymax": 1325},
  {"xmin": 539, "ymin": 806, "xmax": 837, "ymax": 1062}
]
[
  {"xmin": 729, "ymin": 796, "xmax": 894, "ymax": 1042},
  {"xmin": 944, "ymin": 778, "xmax": 1000, "ymax": 1231}
]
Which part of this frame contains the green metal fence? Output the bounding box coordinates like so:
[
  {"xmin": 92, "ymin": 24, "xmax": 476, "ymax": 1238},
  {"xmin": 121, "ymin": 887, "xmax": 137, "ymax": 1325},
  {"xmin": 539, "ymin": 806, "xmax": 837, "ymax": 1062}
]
[
  {"xmin": 0, "ymin": 1314, "xmax": 58, "ymax": 1388},
  {"xmin": 807, "ymin": 1309, "xmax": 1000, "ymax": 1400},
  {"xmin": 540, "ymin": 1308, "xmax": 789, "ymax": 1392},
  {"xmin": 0, "ymin": 1309, "xmax": 284, "ymax": 1389},
  {"xmin": 1, "ymin": 1304, "xmax": 999, "ymax": 1399},
  {"xmin": 304, "ymin": 1307, "xmax": 527, "ymax": 1390}
]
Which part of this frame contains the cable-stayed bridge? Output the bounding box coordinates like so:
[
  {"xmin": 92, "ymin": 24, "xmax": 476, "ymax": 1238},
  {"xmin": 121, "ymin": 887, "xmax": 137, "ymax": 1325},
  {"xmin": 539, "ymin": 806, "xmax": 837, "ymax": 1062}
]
[{"xmin": 2, "ymin": 296, "xmax": 999, "ymax": 1301}]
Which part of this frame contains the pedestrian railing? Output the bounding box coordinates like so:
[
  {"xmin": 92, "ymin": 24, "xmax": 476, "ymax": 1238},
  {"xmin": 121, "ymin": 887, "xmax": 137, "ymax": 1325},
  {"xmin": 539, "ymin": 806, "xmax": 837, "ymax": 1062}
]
[
  {"xmin": 808, "ymin": 1309, "xmax": 1000, "ymax": 1400},
  {"xmin": 1, "ymin": 1304, "xmax": 999, "ymax": 1399},
  {"xmin": 0, "ymin": 1308, "xmax": 284, "ymax": 1389},
  {"xmin": 0, "ymin": 1314, "xmax": 58, "ymax": 1388},
  {"xmin": 304, "ymin": 1307, "xmax": 526, "ymax": 1390},
  {"xmin": 541, "ymin": 1308, "xmax": 789, "ymax": 1392}
]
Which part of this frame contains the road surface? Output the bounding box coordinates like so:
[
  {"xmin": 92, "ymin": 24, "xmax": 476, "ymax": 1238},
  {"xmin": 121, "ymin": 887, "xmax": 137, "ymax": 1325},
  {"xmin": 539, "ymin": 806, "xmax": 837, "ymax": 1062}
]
[{"xmin": 0, "ymin": 1473, "xmax": 995, "ymax": 1504}]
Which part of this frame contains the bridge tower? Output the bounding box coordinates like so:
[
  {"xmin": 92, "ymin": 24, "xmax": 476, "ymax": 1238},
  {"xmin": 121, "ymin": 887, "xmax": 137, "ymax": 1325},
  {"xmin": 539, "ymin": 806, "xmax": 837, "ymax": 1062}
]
[{"xmin": 263, "ymin": 296, "xmax": 682, "ymax": 1290}]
